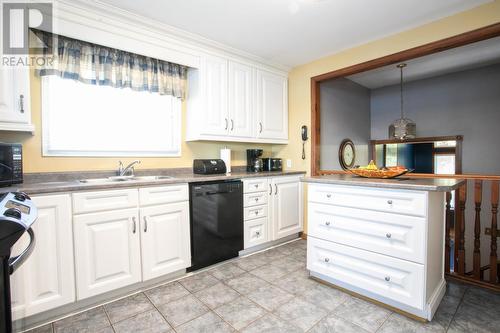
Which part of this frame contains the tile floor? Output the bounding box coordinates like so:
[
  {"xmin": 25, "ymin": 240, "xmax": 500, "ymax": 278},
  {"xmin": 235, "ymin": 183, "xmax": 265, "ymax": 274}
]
[{"xmin": 26, "ymin": 239, "xmax": 500, "ymax": 333}]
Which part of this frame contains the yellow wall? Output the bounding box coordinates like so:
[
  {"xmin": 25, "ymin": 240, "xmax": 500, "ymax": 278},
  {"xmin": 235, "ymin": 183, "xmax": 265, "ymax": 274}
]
[
  {"xmin": 1, "ymin": 73, "xmax": 274, "ymax": 173},
  {"xmin": 273, "ymin": 0, "xmax": 500, "ymax": 176}
]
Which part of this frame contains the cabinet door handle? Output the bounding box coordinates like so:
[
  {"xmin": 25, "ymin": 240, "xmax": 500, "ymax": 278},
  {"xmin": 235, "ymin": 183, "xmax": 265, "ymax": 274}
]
[
  {"xmin": 269, "ymin": 184, "xmax": 272, "ymax": 195},
  {"xmin": 230, "ymin": 119, "xmax": 234, "ymax": 131},
  {"xmin": 143, "ymin": 216, "xmax": 148, "ymax": 232},
  {"xmin": 259, "ymin": 122, "xmax": 263, "ymax": 133},
  {"xmin": 132, "ymin": 217, "xmax": 137, "ymax": 234},
  {"xmin": 19, "ymin": 94, "xmax": 24, "ymax": 113},
  {"xmin": 274, "ymin": 184, "xmax": 278, "ymax": 195},
  {"xmin": 225, "ymin": 118, "xmax": 228, "ymax": 130}
]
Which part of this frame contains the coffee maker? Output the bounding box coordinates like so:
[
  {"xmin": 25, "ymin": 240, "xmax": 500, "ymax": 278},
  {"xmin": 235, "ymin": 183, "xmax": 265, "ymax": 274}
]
[{"xmin": 246, "ymin": 149, "xmax": 263, "ymax": 172}]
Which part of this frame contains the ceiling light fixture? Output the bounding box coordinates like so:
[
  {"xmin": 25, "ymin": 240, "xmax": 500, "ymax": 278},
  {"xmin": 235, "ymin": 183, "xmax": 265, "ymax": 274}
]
[{"xmin": 388, "ymin": 63, "xmax": 416, "ymax": 140}]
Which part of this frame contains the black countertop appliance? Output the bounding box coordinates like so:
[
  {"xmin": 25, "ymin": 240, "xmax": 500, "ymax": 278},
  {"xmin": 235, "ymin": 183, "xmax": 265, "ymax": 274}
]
[
  {"xmin": 262, "ymin": 158, "xmax": 282, "ymax": 171},
  {"xmin": 246, "ymin": 149, "xmax": 263, "ymax": 172},
  {"xmin": 188, "ymin": 180, "xmax": 243, "ymax": 271},
  {"xmin": 0, "ymin": 192, "xmax": 37, "ymax": 333},
  {"xmin": 193, "ymin": 159, "xmax": 227, "ymax": 175}
]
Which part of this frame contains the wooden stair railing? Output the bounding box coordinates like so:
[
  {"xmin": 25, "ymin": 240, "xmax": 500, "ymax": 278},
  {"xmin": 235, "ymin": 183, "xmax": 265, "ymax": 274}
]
[{"xmin": 445, "ymin": 178, "xmax": 500, "ymax": 291}]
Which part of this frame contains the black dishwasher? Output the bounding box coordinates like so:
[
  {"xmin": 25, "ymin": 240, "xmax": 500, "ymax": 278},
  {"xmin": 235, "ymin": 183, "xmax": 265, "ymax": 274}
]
[{"xmin": 188, "ymin": 180, "xmax": 243, "ymax": 271}]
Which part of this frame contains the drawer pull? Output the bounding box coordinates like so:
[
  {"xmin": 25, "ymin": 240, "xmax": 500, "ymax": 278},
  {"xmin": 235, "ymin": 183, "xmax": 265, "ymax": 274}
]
[
  {"xmin": 324, "ymin": 258, "xmax": 330, "ymax": 263},
  {"xmin": 326, "ymin": 194, "xmax": 332, "ymax": 198},
  {"xmin": 254, "ymin": 211, "xmax": 259, "ymax": 215},
  {"xmin": 387, "ymin": 200, "xmax": 393, "ymax": 205},
  {"xmin": 255, "ymin": 231, "xmax": 261, "ymax": 236},
  {"xmin": 325, "ymin": 221, "xmax": 331, "ymax": 226},
  {"xmin": 254, "ymin": 184, "xmax": 259, "ymax": 188},
  {"xmin": 385, "ymin": 276, "xmax": 391, "ymax": 282},
  {"xmin": 255, "ymin": 198, "xmax": 259, "ymax": 202},
  {"xmin": 386, "ymin": 233, "xmax": 392, "ymax": 239}
]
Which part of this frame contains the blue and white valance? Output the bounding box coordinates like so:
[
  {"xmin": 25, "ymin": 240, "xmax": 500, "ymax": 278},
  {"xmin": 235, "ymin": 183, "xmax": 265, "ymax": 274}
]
[{"xmin": 34, "ymin": 30, "xmax": 188, "ymax": 99}]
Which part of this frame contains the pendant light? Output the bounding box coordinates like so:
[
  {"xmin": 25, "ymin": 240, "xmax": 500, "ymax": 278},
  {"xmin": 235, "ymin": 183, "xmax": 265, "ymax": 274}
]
[{"xmin": 388, "ymin": 63, "xmax": 416, "ymax": 140}]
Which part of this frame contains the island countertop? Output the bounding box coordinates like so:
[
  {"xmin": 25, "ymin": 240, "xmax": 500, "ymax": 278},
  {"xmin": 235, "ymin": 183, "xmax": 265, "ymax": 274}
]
[{"xmin": 302, "ymin": 174, "xmax": 465, "ymax": 192}]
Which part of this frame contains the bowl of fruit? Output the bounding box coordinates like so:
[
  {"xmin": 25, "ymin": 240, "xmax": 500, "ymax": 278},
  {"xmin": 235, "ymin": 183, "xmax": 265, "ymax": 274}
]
[{"xmin": 348, "ymin": 161, "xmax": 412, "ymax": 179}]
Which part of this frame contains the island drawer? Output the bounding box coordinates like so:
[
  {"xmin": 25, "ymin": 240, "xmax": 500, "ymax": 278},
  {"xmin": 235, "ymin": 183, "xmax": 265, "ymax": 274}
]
[
  {"xmin": 243, "ymin": 178, "xmax": 269, "ymax": 193},
  {"xmin": 308, "ymin": 184, "xmax": 427, "ymax": 217},
  {"xmin": 308, "ymin": 203, "xmax": 425, "ymax": 263},
  {"xmin": 307, "ymin": 237, "xmax": 424, "ymax": 310},
  {"xmin": 244, "ymin": 217, "xmax": 269, "ymax": 249},
  {"xmin": 244, "ymin": 192, "xmax": 268, "ymax": 207},
  {"xmin": 73, "ymin": 189, "xmax": 138, "ymax": 214},
  {"xmin": 139, "ymin": 184, "xmax": 188, "ymax": 206}
]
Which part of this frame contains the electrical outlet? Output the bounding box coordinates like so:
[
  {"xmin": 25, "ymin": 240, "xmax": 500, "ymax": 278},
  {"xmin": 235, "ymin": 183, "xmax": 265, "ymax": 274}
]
[{"xmin": 286, "ymin": 159, "xmax": 292, "ymax": 168}]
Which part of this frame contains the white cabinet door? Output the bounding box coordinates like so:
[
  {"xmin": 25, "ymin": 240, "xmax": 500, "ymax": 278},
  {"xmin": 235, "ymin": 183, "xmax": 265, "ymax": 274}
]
[
  {"xmin": 0, "ymin": 66, "xmax": 33, "ymax": 132},
  {"xmin": 10, "ymin": 194, "xmax": 75, "ymax": 319},
  {"xmin": 201, "ymin": 55, "xmax": 229, "ymax": 136},
  {"xmin": 140, "ymin": 202, "xmax": 191, "ymax": 281},
  {"xmin": 256, "ymin": 70, "xmax": 288, "ymax": 140},
  {"xmin": 271, "ymin": 176, "xmax": 302, "ymax": 240},
  {"xmin": 73, "ymin": 208, "xmax": 141, "ymax": 299},
  {"xmin": 228, "ymin": 61, "xmax": 253, "ymax": 138}
]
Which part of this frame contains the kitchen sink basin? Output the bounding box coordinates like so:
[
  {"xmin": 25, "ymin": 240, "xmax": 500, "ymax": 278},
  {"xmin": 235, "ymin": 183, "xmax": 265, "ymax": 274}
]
[{"xmin": 79, "ymin": 175, "xmax": 173, "ymax": 183}]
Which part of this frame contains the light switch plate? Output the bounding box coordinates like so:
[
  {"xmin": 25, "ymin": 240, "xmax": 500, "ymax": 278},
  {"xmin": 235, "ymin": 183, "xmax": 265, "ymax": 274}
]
[{"xmin": 286, "ymin": 159, "xmax": 292, "ymax": 168}]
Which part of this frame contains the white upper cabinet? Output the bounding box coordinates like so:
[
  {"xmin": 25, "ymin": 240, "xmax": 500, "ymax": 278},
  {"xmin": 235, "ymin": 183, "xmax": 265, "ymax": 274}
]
[
  {"xmin": 201, "ymin": 55, "xmax": 229, "ymax": 136},
  {"xmin": 187, "ymin": 53, "xmax": 288, "ymax": 144},
  {"xmin": 228, "ymin": 61, "xmax": 254, "ymax": 138},
  {"xmin": 0, "ymin": 66, "xmax": 33, "ymax": 132},
  {"xmin": 256, "ymin": 69, "xmax": 288, "ymax": 141}
]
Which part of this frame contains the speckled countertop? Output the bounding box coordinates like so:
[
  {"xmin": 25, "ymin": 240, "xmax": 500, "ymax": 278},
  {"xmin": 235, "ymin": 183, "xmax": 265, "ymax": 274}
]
[
  {"xmin": 302, "ymin": 174, "xmax": 465, "ymax": 192},
  {"xmin": 1, "ymin": 167, "xmax": 305, "ymax": 195}
]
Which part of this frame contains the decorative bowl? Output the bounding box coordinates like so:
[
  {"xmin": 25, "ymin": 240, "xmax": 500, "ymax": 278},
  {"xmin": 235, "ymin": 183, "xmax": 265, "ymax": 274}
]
[{"xmin": 348, "ymin": 168, "xmax": 412, "ymax": 179}]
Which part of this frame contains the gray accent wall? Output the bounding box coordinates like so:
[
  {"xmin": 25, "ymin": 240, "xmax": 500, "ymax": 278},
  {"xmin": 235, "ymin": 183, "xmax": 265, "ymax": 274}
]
[
  {"xmin": 371, "ymin": 63, "xmax": 500, "ymax": 174},
  {"xmin": 320, "ymin": 78, "xmax": 371, "ymax": 170}
]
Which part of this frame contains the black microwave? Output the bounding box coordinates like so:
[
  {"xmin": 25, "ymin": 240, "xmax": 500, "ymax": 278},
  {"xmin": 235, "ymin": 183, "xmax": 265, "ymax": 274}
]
[{"xmin": 0, "ymin": 143, "xmax": 23, "ymax": 187}]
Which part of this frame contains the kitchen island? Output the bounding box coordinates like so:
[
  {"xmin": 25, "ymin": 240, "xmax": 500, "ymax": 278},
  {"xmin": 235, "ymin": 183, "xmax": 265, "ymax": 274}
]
[{"xmin": 301, "ymin": 174, "xmax": 464, "ymax": 321}]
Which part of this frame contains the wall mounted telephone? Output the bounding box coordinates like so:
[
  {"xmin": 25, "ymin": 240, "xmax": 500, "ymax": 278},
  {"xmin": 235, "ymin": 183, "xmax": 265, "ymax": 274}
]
[{"xmin": 301, "ymin": 125, "xmax": 308, "ymax": 160}]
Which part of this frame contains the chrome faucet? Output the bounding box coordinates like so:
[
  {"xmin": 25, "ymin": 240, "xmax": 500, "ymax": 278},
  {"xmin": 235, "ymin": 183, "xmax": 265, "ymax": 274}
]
[{"xmin": 118, "ymin": 160, "xmax": 141, "ymax": 176}]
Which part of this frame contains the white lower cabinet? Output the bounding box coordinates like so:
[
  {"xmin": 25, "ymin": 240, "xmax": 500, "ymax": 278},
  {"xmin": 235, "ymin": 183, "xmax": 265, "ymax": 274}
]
[
  {"xmin": 73, "ymin": 185, "xmax": 191, "ymax": 300},
  {"xmin": 271, "ymin": 176, "xmax": 303, "ymax": 240},
  {"xmin": 73, "ymin": 208, "xmax": 142, "ymax": 299},
  {"xmin": 243, "ymin": 176, "xmax": 302, "ymax": 249},
  {"xmin": 10, "ymin": 194, "xmax": 75, "ymax": 319},
  {"xmin": 140, "ymin": 202, "xmax": 191, "ymax": 281}
]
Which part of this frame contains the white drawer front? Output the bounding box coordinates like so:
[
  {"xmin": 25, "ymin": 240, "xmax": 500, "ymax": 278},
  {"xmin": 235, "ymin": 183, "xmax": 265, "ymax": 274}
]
[
  {"xmin": 244, "ymin": 205, "xmax": 268, "ymax": 221},
  {"xmin": 244, "ymin": 217, "xmax": 269, "ymax": 249},
  {"xmin": 139, "ymin": 184, "xmax": 188, "ymax": 206},
  {"xmin": 308, "ymin": 184, "xmax": 426, "ymax": 217},
  {"xmin": 243, "ymin": 178, "xmax": 269, "ymax": 193},
  {"xmin": 73, "ymin": 189, "xmax": 138, "ymax": 214},
  {"xmin": 307, "ymin": 237, "xmax": 424, "ymax": 309},
  {"xmin": 244, "ymin": 192, "xmax": 268, "ymax": 208},
  {"xmin": 308, "ymin": 203, "xmax": 425, "ymax": 263}
]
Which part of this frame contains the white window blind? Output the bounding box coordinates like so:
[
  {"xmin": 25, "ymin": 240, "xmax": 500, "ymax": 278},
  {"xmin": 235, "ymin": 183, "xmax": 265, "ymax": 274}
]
[{"xmin": 42, "ymin": 76, "xmax": 181, "ymax": 157}]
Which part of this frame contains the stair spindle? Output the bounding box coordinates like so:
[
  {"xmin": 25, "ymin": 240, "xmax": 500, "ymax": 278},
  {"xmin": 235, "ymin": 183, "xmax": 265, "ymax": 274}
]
[
  {"xmin": 473, "ymin": 180, "xmax": 482, "ymax": 279},
  {"xmin": 458, "ymin": 183, "xmax": 467, "ymax": 275},
  {"xmin": 490, "ymin": 181, "xmax": 499, "ymax": 283}
]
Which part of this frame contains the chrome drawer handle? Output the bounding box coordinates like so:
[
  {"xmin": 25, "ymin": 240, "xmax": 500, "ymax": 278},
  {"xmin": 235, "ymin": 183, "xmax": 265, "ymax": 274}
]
[
  {"xmin": 324, "ymin": 258, "xmax": 330, "ymax": 263},
  {"xmin": 255, "ymin": 231, "xmax": 260, "ymax": 236},
  {"xmin": 255, "ymin": 198, "xmax": 259, "ymax": 202},
  {"xmin": 326, "ymin": 194, "xmax": 332, "ymax": 198},
  {"xmin": 254, "ymin": 211, "xmax": 259, "ymax": 215},
  {"xmin": 254, "ymin": 184, "xmax": 258, "ymax": 188},
  {"xmin": 325, "ymin": 221, "xmax": 331, "ymax": 226},
  {"xmin": 385, "ymin": 276, "xmax": 391, "ymax": 282},
  {"xmin": 386, "ymin": 233, "xmax": 392, "ymax": 239},
  {"xmin": 387, "ymin": 200, "xmax": 393, "ymax": 205}
]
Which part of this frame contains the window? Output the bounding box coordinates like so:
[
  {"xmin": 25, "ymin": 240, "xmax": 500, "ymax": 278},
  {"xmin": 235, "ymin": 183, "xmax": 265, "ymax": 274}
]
[
  {"xmin": 42, "ymin": 76, "xmax": 181, "ymax": 157},
  {"xmin": 385, "ymin": 144, "xmax": 398, "ymax": 167},
  {"xmin": 434, "ymin": 154, "xmax": 456, "ymax": 174}
]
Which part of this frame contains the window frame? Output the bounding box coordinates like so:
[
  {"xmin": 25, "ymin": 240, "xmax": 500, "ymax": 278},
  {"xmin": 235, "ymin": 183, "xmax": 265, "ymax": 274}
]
[{"xmin": 41, "ymin": 76, "xmax": 182, "ymax": 157}]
